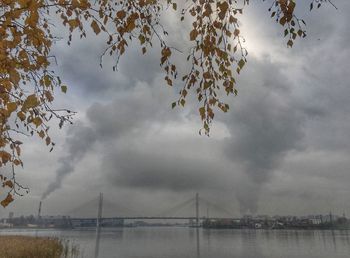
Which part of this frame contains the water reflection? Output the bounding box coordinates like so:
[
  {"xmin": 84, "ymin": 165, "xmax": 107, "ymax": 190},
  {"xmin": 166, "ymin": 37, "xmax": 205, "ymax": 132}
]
[
  {"xmin": 331, "ymin": 229, "xmax": 337, "ymax": 251},
  {"xmin": 240, "ymin": 230, "xmax": 265, "ymax": 258},
  {"xmin": 196, "ymin": 228, "xmax": 200, "ymax": 258},
  {"xmin": 345, "ymin": 230, "xmax": 350, "ymax": 245},
  {"xmin": 1, "ymin": 228, "xmax": 350, "ymax": 258},
  {"xmin": 321, "ymin": 230, "xmax": 327, "ymax": 251},
  {"xmin": 293, "ymin": 230, "xmax": 300, "ymax": 248}
]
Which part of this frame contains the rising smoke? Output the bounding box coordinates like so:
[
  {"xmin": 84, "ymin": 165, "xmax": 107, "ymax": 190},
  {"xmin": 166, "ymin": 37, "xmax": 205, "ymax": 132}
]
[
  {"xmin": 41, "ymin": 80, "xmax": 176, "ymax": 200},
  {"xmin": 224, "ymin": 59, "xmax": 306, "ymax": 214},
  {"xmin": 41, "ymin": 123, "xmax": 97, "ymax": 200}
]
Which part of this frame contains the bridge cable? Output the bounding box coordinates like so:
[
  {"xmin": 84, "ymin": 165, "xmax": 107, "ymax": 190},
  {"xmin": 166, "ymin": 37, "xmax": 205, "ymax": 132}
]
[
  {"xmin": 63, "ymin": 197, "xmax": 99, "ymax": 217},
  {"xmin": 199, "ymin": 197, "xmax": 234, "ymax": 218},
  {"xmin": 155, "ymin": 197, "xmax": 195, "ymax": 217},
  {"xmin": 102, "ymin": 198, "xmax": 137, "ymax": 216}
]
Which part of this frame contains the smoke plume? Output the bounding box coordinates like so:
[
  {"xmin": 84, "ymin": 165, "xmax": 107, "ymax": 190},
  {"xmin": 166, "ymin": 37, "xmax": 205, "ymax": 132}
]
[
  {"xmin": 41, "ymin": 124, "xmax": 97, "ymax": 200},
  {"xmin": 224, "ymin": 59, "xmax": 306, "ymax": 214}
]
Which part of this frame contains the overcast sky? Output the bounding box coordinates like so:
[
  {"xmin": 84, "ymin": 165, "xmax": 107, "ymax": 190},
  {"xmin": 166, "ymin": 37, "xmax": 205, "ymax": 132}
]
[{"xmin": 1, "ymin": 0, "xmax": 350, "ymax": 218}]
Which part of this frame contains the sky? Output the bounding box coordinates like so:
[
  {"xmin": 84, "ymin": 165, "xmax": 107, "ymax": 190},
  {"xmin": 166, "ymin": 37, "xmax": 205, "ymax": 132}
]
[{"xmin": 1, "ymin": 0, "xmax": 350, "ymax": 218}]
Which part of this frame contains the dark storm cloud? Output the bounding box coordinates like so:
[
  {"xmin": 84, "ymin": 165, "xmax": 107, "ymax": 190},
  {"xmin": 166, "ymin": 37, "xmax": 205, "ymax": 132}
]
[{"xmin": 104, "ymin": 149, "xmax": 222, "ymax": 192}]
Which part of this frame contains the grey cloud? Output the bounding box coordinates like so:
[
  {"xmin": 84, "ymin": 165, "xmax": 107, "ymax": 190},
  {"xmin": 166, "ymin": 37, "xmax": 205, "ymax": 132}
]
[
  {"xmin": 85, "ymin": 81, "xmax": 175, "ymax": 139},
  {"xmin": 36, "ymin": 1, "xmax": 350, "ymax": 216},
  {"xmin": 53, "ymin": 35, "xmax": 162, "ymax": 98}
]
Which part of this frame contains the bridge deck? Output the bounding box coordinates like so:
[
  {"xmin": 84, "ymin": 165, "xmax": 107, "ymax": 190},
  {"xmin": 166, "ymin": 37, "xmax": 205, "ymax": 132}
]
[{"xmin": 70, "ymin": 217, "xmax": 237, "ymax": 220}]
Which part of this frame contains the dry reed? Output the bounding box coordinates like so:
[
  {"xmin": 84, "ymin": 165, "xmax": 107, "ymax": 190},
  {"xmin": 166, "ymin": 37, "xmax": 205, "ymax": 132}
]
[{"xmin": 0, "ymin": 236, "xmax": 79, "ymax": 258}]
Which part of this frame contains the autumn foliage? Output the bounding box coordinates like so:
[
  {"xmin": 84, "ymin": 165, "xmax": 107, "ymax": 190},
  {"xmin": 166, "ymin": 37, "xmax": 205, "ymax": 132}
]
[{"xmin": 0, "ymin": 0, "xmax": 332, "ymax": 206}]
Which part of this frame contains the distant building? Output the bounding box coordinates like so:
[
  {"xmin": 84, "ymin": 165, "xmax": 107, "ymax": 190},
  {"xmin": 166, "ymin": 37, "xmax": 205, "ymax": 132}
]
[
  {"xmin": 70, "ymin": 218, "xmax": 124, "ymax": 228},
  {"xmin": 40, "ymin": 215, "xmax": 72, "ymax": 228},
  {"xmin": 0, "ymin": 221, "xmax": 13, "ymax": 228},
  {"xmin": 309, "ymin": 218, "xmax": 322, "ymax": 225},
  {"xmin": 255, "ymin": 223, "xmax": 262, "ymax": 229}
]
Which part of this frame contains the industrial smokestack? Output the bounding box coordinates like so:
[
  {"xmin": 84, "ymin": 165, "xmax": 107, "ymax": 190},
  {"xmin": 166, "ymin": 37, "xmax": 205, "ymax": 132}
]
[{"xmin": 38, "ymin": 201, "xmax": 42, "ymax": 219}]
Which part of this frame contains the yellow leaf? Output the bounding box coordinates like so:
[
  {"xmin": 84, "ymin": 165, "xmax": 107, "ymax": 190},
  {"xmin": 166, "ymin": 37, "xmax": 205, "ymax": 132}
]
[
  {"xmin": 3, "ymin": 180, "xmax": 13, "ymax": 188},
  {"xmin": 68, "ymin": 19, "xmax": 79, "ymax": 29},
  {"xmin": 238, "ymin": 59, "xmax": 245, "ymax": 69},
  {"xmin": 26, "ymin": 11, "xmax": 39, "ymax": 27},
  {"xmin": 218, "ymin": 1, "xmax": 229, "ymax": 20},
  {"xmin": 32, "ymin": 117, "xmax": 42, "ymax": 127},
  {"xmin": 46, "ymin": 136, "xmax": 51, "ymax": 145},
  {"xmin": 125, "ymin": 20, "xmax": 136, "ymax": 32},
  {"xmin": 38, "ymin": 130, "xmax": 45, "ymax": 139},
  {"xmin": 17, "ymin": 111, "xmax": 26, "ymax": 121},
  {"xmin": 61, "ymin": 85, "xmax": 67, "ymax": 93},
  {"xmin": 91, "ymin": 20, "xmax": 101, "ymax": 35},
  {"xmin": 22, "ymin": 94, "xmax": 39, "ymax": 110},
  {"xmin": 199, "ymin": 107, "xmax": 206, "ymax": 120},
  {"xmin": 190, "ymin": 29, "xmax": 198, "ymax": 41},
  {"xmin": 9, "ymin": 70, "xmax": 20, "ymax": 85},
  {"xmin": 18, "ymin": 0, "xmax": 30, "ymax": 7},
  {"xmin": 15, "ymin": 146, "xmax": 21, "ymax": 156},
  {"xmin": 161, "ymin": 47, "xmax": 171, "ymax": 58},
  {"xmin": 116, "ymin": 10, "xmax": 126, "ymax": 19},
  {"xmin": 139, "ymin": 35, "xmax": 146, "ymax": 45},
  {"xmin": 43, "ymin": 75, "xmax": 51, "ymax": 87},
  {"xmin": 13, "ymin": 159, "xmax": 21, "ymax": 166},
  {"xmin": 0, "ymin": 151, "xmax": 11, "ymax": 164},
  {"xmin": 1, "ymin": 193, "xmax": 14, "ymax": 208},
  {"xmin": 45, "ymin": 91, "xmax": 54, "ymax": 102},
  {"xmin": 7, "ymin": 102, "xmax": 17, "ymax": 113}
]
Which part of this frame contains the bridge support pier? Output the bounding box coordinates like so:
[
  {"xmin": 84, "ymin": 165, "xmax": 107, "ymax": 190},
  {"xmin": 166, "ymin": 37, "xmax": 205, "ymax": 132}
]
[
  {"xmin": 195, "ymin": 193, "xmax": 199, "ymax": 227},
  {"xmin": 95, "ymin": 193, "xmax": 103, "ymax": 258}
]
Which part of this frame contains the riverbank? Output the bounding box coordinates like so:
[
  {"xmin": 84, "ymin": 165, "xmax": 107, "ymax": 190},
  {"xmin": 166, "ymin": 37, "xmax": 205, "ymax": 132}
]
[{"xmin": 0, "ymin": 236, "xmax": 79, "ymax": 258}]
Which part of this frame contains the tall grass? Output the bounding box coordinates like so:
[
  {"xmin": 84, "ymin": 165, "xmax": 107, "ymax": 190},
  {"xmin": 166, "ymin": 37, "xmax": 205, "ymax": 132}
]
[{"xmin": 0, "ymin": 236, "xmax": 80, "ymax": 258}]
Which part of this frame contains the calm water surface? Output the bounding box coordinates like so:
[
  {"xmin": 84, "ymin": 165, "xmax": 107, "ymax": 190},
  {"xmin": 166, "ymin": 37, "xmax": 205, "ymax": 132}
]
[{"xmin": 1, "ymin": 227, "xmax": 350, "ymax": 258}]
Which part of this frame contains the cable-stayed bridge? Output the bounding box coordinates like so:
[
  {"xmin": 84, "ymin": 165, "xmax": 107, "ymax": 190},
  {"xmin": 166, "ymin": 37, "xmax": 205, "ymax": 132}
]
[{"xmin": 54, "ymin": 193, "xmax": 236, "ymax": 228}]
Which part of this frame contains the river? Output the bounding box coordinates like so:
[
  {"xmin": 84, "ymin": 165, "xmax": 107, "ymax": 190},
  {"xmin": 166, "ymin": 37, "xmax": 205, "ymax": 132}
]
[{"xmin": 1, "ymin": 227, "xmax": 350, "ymax": 258}]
